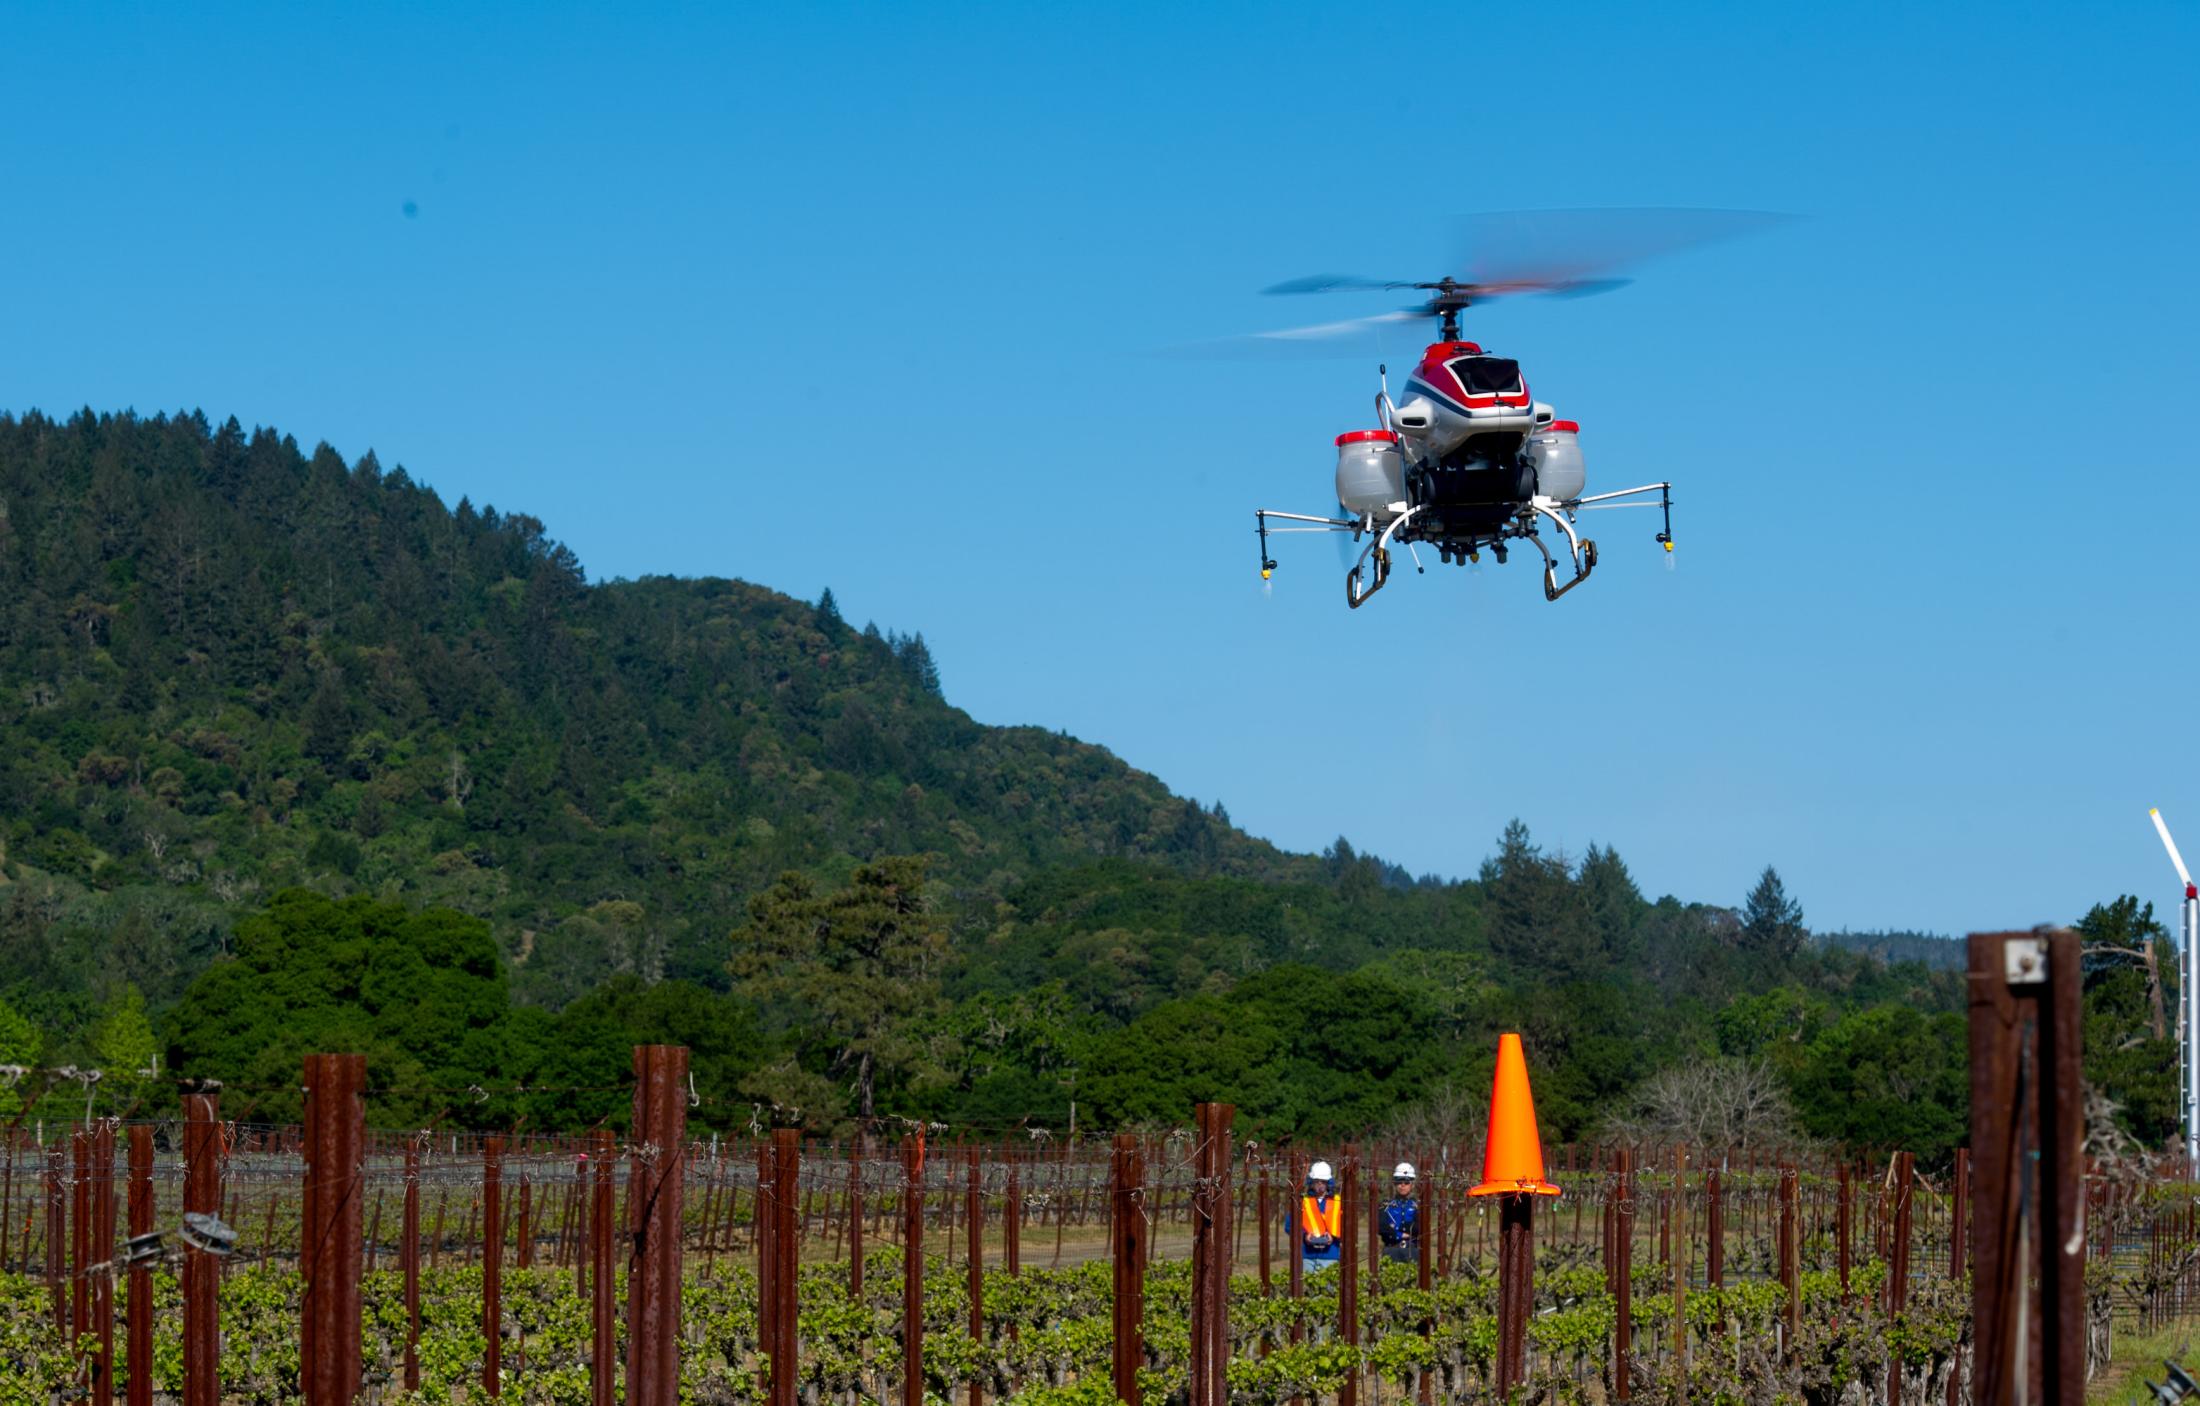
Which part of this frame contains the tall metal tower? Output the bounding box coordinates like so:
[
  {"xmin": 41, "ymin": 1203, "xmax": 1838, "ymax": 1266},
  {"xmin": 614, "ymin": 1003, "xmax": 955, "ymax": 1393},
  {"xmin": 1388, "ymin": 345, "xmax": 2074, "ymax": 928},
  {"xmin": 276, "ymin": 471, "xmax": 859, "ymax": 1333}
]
[{"xmin": 2152, "ymin": 808, "xmax": 2200, "ymax": 1172}]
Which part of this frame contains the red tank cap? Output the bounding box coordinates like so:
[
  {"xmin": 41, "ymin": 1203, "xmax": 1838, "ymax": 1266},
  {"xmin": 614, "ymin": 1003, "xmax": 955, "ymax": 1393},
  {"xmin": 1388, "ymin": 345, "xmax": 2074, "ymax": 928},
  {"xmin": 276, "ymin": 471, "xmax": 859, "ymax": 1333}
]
[
  {"xmin": 1545, "ymin": 420, "xmax": 1580, "ymax": 434},
  {"xmin": 1335, "ymin": 430, "xmax": 1400, "ymax": 446}
]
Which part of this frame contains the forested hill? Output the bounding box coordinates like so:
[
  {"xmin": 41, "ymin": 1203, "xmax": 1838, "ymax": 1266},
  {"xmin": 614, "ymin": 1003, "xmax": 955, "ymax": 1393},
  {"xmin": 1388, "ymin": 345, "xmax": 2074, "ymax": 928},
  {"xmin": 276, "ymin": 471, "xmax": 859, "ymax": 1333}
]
[
  {"xmin": 0, "ymin": 408, "xmax": 2166, "ymax": 1155},
  {"xmin": 0, "ymin": 408, "xmax": 1294, "ymax": 991}
]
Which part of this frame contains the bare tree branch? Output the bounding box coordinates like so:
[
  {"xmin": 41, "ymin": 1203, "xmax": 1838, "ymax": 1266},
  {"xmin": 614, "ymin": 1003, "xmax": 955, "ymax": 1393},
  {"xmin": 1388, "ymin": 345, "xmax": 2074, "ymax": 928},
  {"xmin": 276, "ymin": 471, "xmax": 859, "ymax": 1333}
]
[{"xmin": 1599, "ymin": 1056, "xmax": 1813, "ymax": 1157}]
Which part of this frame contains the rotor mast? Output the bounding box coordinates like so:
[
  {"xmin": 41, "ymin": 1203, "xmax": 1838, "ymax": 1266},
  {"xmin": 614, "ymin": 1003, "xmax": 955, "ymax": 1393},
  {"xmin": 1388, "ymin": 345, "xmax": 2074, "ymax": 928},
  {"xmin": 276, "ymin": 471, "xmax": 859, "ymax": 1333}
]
[{"xmin": 1426, "ymin": 278, "xmax": 1472, "ymax": 342}]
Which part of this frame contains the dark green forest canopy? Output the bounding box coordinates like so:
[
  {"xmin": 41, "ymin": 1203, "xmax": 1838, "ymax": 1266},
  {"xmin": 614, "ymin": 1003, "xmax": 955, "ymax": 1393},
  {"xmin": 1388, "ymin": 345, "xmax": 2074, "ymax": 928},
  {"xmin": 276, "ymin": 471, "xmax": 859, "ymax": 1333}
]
[
  {"xmin": 0, "ymin": 408, "xmax": 1295, "ymax": 1000},
  {"xmin": 0, "ymin": 408, "xmax": 2169, "ymax": 1159}
]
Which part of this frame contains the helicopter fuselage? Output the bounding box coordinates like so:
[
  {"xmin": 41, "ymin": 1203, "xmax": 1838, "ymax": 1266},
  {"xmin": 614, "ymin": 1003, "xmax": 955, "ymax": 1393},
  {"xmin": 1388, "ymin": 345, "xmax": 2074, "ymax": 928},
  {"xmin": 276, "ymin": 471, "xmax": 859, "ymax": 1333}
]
[
  {"xmin": 1393, "ymin": 340, "xmax": 1538, "ymax": 464},
  {"xmin": 1261, "ymin": 335, "xmax": 1670, "ymax": 609},
  {"xmin": 1243, "ymin": 206, "xmax": 1769, "ymax": 607},
  {"xmin": 1339, "ymin": 341, "xmax": 1588, "ymax": 544}
]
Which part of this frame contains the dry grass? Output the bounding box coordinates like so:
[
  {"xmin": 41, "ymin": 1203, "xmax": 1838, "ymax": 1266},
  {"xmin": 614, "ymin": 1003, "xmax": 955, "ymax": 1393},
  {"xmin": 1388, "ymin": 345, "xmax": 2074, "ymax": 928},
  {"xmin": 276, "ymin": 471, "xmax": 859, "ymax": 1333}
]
[{"xmin": 2089, "ymin": 1321, "xmax": 2200, "ymax": 1405}]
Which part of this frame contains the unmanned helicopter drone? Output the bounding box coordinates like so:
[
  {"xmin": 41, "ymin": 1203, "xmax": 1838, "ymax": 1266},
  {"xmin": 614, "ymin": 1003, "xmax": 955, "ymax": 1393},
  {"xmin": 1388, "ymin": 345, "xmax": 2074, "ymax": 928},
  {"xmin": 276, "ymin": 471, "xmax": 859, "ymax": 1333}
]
[{"xmin": 1238, "ymin": 209, "xmax": 1782, "ymax": 608}]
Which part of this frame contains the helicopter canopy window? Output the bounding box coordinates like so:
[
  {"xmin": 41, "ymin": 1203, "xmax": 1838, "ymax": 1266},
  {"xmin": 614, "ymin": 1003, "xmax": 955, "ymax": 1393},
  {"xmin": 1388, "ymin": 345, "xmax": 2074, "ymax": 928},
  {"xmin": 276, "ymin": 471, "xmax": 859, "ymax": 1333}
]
[{"xmin": 1450, "ymin": 357, "xmax": 1523, "ymax": 395}]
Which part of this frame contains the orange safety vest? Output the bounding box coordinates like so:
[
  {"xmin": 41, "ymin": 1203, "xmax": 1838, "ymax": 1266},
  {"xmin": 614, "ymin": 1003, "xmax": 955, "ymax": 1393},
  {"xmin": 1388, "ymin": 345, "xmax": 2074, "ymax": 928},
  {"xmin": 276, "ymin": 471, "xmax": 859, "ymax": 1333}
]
[{"xmin": 1300, "ymin": 1194, "xmax": 1340, "ymax": 1243}]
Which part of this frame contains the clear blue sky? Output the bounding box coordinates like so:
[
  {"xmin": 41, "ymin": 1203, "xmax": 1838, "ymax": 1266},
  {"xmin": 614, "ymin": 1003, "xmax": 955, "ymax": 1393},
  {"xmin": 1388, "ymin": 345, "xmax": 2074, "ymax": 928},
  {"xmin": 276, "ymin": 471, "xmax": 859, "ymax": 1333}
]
[{"xmin": 3, "ymin": 0, "xmax": 2195, "ymax": 936}]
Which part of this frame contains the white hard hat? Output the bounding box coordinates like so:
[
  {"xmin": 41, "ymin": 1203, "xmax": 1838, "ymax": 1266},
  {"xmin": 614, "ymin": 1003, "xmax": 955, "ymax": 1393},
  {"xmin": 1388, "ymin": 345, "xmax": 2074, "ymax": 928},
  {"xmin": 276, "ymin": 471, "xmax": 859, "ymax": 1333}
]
[
  {"xmin": 1393, "ymin": 1162, "xmax": 1417, "ymax": 1180},
  {"xmin": 1308, "ymin": 1160, "xmax": 1334, "ymax": 1181}
]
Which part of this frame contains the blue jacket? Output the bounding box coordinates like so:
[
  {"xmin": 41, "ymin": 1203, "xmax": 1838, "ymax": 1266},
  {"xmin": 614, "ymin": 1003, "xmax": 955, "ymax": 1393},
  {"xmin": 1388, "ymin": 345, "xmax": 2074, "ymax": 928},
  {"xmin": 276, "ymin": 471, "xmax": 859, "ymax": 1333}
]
[{"xmin": 1378, "ymin": 1196, "xmax": 1419, "ymax": 1246}]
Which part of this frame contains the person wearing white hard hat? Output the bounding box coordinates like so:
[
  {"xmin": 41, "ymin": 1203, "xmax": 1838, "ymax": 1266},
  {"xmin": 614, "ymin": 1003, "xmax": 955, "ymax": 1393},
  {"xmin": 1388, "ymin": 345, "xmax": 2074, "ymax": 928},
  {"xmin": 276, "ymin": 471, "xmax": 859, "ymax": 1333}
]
[
  {"xmin": 1378, "ymin": 1162, "xmax": 1421, "ymax": 1265},
  {"xmin": 1295, "ymin": 1159, "xmax": 1342, "ymax": 1270}
]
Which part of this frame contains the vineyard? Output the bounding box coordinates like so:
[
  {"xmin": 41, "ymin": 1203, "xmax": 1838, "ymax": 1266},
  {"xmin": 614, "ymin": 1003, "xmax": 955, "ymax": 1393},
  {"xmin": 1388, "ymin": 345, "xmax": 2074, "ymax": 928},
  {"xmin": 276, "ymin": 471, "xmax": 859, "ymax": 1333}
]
[{"xmin": 3, "ymin": 1043, "xmax": 2196, "ymax": 1404}]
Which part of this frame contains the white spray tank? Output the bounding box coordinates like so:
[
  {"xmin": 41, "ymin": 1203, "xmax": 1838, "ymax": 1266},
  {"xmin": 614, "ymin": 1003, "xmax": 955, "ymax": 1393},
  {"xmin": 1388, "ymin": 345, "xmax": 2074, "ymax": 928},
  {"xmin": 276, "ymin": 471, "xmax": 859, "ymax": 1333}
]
[
  {"xmin": 1525, "ymin": 419, "xmax": 1586, "ymax": 501},
  {"xmin": 1335, "ymin": 430, "xmax": 1404, "ymax": 516}
]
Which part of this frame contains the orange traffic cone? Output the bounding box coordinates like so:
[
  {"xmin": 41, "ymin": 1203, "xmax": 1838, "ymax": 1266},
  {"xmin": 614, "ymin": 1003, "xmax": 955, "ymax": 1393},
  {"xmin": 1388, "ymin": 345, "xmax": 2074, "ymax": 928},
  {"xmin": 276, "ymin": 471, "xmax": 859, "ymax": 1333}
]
[{"xmin": 1468, "ymin": 1033, "xmax": 1562, "ymax": 1198}]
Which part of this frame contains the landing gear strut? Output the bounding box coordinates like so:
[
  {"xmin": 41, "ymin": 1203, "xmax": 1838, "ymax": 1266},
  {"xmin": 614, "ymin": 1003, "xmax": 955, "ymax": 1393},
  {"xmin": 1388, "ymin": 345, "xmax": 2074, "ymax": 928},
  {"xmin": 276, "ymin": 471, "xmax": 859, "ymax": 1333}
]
[{"xmin": 1345, "ymin": 506, "xmax": 1420, "ymax": 610}]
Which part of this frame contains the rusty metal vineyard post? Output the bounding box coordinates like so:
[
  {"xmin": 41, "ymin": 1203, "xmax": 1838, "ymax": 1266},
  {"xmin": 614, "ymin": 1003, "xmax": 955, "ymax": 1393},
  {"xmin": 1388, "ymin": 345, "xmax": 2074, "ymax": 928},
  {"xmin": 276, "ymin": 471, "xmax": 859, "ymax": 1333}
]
[
  {"xmin": 1706, "ymin": 1166, "xmax": 1723, "ymax": 1290},
  {"xmin": 1779, "ymin": 1166, "xmax": 1799, "ymax": 1353},
  {"xmin": 1284, "ymin": 1153, "xmax": 1306, "ymax": 1406},
  {"xmin": 366, "ymin": 1188, "xmax": 382, "ymax": 1276},
  {"xmin": 303, "ymin": 1054, "xmax": 367, "ymax": 1406},
  {"xmin": 1968, "ymin": 929, "xmax": 2084, "ymax": 1406},
  {"xmin": 1886, "ymin": 1150, "xmax": 1914, "ymax": 1406},
  {"xmin": 182, "ymin": 1090, "xmax": 220, "ymax": 1406},
  {"xmin": 1417, "ymin": 1150, "xmax": 1434, "ymax": 1406},
  {"xmin": 1613, "ymin": 1147, "xmax": 1633, "ymax": 1402},
  {"xmin": 403, "ymin": 1137, "xmax": 422, "ymax": 1393},
  {"xmin": 1949, "ymin": 1147, "xmax": 1968, "ymax": 1283},
  {"xmin": 590, "ymin": 1127, "xmax": 615, "ymax": 1406},
  {"xmin": 1340, "ymin": 1144, "xmax": 1360, "ymax": 1406},
  {"xmin": 1111, "ymin": 1132, "xmax": 1145, "ymax": 1406},
  {"xmin": 626, "ymin": 1045, "xmax": 689, "ymax": 1406},
  {"xmin": 1947, "ymin": 1147, "xmax": 1968, "ymax": 1406},
  {"xmin": 517, "ymin": 1174, "xmax": 533, "ymax": 1271},
  {"xmin": 758, "ymin": 1135, "xmax": 777, "ymax": 1396},
  {"xmin": 770, "ymin": 1127, "xmax": 801, "ymax": 1406},
  {"xmin": 1837, "ymin": 1163, "xmax": 1852, "ymax": 1304},
  {"xmin": 0, "ymin": 1131, "xmax": 12, "ymax": 1274},
  {"xmin": 484, "ymin": 1135, "xmax": 505, "ymax": 1397},
  {"xmin": 1670, "ymin": 1148, "xmax": 1686, "ymax": 1403},
  {"xmin": 1365, "ymin": 1169, "xmax": 1380, "ymax": 1299},
  {"xmin": 88, "ymin": 1120, "xmax": 114, "ymax": 1406},
  {"xmin": 902, "ymin": 1135, "xmax": 925, "ymax": 1406},
  {"xmin": 1495, "ymin": 1185, "xmax": 1534, "ymax": 1396},
  {"xmin": 126, "ymin": 1126, "xmax": 152, "ymax": 1406},
  {"xmin": 1189, "ymin": 1103, "xmax": 1233, "ymax": 1406},
  {"xmin": 1006, "ymin": 1149, "xmax": 1021, "ymax": 1277},
  {"xmin": 849, "ymin": 1134, "xmax": 865, "ymax": 1298},
  {"xmin": 1256, "ymin": 1155, "xmax": 1271, "ymax": 1302},
  {"xmin": 72, "ymin": 1129, "xmax": 87, "ymax": 1373},
  {"xmin": 966, "ymin": 1145, "xmax": 984, "ymax": 1406}
]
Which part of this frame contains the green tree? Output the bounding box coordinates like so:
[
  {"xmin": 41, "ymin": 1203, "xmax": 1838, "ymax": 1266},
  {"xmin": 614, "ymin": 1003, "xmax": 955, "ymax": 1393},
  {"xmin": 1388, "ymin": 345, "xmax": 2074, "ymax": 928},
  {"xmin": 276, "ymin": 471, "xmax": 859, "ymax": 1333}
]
[
  {"xmin": 302, "ymin": 671, "xmax": 354, "ymax": 767},
  {"xmin": 2077, "ymin": 895, "xmax": 2178, "ymax": 1146},
  {"xmin": 895, "ymin": 632, "xmax": 941, "ymax": 696},
  {"xmin": 165, "ymin": 890, "xmax": 514, "ymax": 1125},
  {"xmin": 1786, "ymin": 1004, "xmax": 1967, "ymax": 1160},
  {"xmin": 1740, "ymin": 865, "xmax": 1806, "ymax": 963},
  {"xmin": 728, "ymin": 857, "xmax": 948, "ymax": 1121},
  {"xmin": 556, "ymin": 975, "xmax": 768, "ymax": 1131},
  {"xmin": 1715, "ymin": 985, "xmax": 1830, "ymax": 1063},
  {"xmin": 934, "ymin": 983, "xmax": 1093, "ymax": 1116},
  {"xmin": 1479, "ymin": 820, "xmax": 1596, "ymax": 981},
  {"xmin": 1083, "ymin": 965, "xmax": 1443, "ymax": 1138},
  {"xmin": 1577, "ymin": 843, "xmax": 1646, "ymax": 968},
  {"xmin": 90, "ymin": 985, "xmax": 158, "ymax": 1110}
]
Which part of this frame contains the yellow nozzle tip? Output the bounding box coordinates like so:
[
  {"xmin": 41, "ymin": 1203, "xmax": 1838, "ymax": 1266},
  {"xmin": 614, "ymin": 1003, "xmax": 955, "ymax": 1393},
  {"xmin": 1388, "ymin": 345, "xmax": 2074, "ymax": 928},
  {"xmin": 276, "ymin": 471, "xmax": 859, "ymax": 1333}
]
[
  {"xmin": 1260, "ymin": 569, "xmax": 1272, "ymax": 579},
  {"xmin": 1663, "ymin": 541, "xmax": 1673, "ymax": 552}
]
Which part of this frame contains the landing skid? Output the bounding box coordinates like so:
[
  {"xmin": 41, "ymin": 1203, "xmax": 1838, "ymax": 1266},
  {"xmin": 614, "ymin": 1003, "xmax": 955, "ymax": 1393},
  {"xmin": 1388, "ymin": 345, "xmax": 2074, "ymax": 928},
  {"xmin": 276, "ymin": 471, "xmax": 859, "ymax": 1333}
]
[
  {"xmin": 1527, "ymin": 528, "xmax": 1598, "ymax": 601},
  {"xmin": 1253, "ymin": 481, "xmax": 1669, "ymax": 609}
]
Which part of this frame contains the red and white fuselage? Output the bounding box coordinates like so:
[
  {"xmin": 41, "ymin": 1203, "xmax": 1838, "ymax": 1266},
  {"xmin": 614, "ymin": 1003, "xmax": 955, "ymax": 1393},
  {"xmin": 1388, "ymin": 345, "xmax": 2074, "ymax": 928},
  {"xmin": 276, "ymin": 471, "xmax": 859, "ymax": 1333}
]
[
  {"xmin": 1332, "ymin": 340, "xmax": 1585, "ymax": 521},
  {"xmin": 1392, "ymin": 340, "xmax": 1538, "ymax": 460}
]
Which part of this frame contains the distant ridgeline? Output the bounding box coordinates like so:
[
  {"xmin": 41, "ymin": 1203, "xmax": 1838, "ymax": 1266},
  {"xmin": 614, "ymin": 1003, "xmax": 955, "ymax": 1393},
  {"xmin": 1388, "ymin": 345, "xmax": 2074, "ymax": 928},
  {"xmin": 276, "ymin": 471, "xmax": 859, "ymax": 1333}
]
[
  {"xmin": 1815, "ymin": 930, "xmax": 1966, "ymax": 972},
  {"xmin": 0, "ymin": 409, "xmax": 2166, "ymax": 1155}
]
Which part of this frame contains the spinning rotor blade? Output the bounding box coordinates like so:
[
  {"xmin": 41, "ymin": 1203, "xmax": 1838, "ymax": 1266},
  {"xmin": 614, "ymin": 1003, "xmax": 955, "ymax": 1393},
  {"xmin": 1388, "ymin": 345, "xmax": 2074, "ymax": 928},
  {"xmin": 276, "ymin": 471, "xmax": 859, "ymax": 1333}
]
[
  {"xmin": 1452, "ymin": 206, "xmax": 1790, "ymax": 293},
  {"xmin": 1262, "ymin": 274, "xmax": 1415, "ymax": 295},
  {"xmin": 1526, "ymin": 276, "xmax": 1632, "ymax": 300},
  {"xmin": 1159, "ymin": 309, "xmax": 1427, "ymax": 360},
  {"xmin": 1262, "ymin": 207, "xmax": 1790, "ymax": 305}
]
